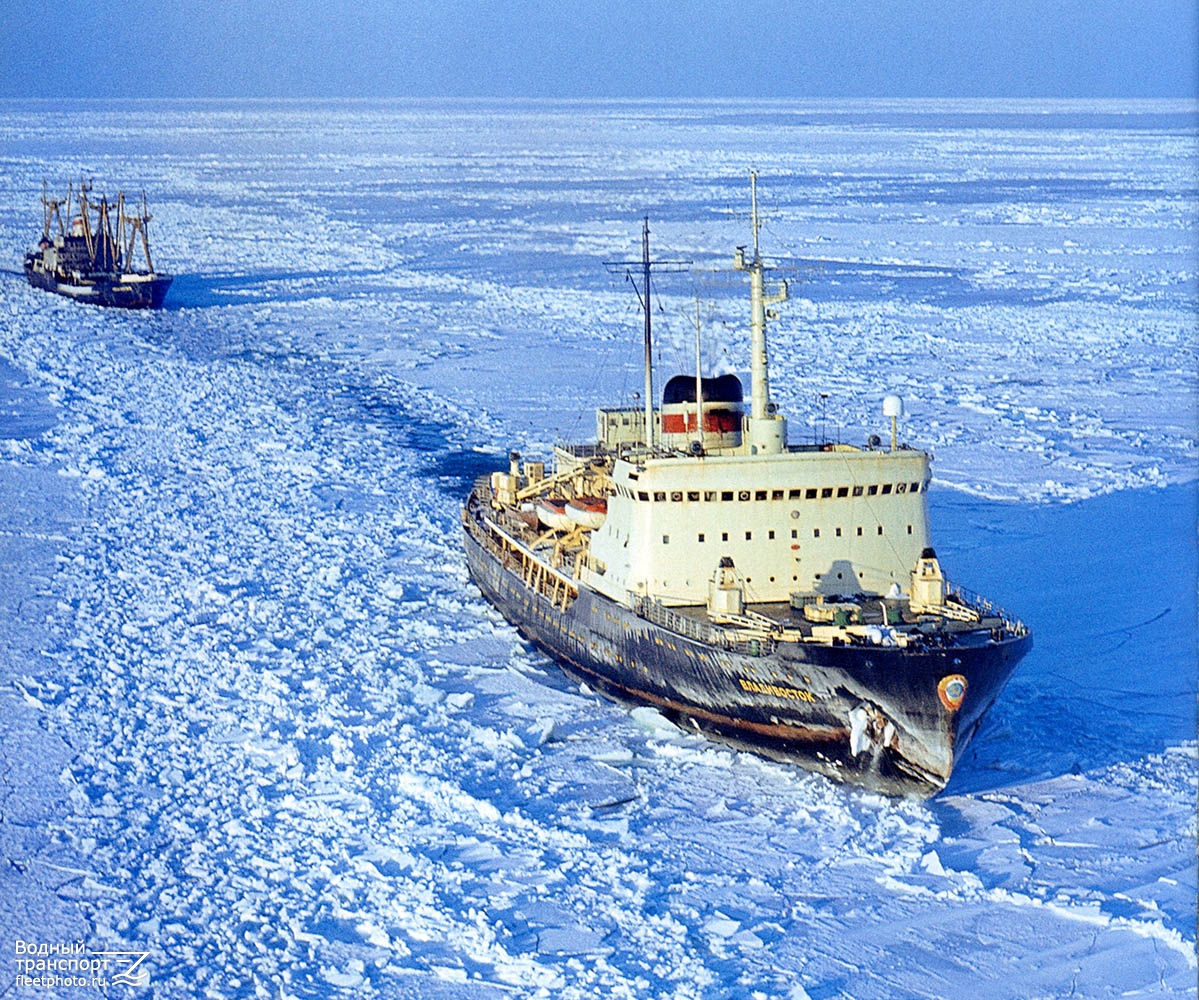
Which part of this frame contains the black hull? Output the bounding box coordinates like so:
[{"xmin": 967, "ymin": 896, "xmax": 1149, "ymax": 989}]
[
  {"xmin": 25, "ymin": 261, "xmax": 172, "ymax": 309},
  {"xmin": 464, "ymin": 524, "xmax": 1031, "ymax": 797}
]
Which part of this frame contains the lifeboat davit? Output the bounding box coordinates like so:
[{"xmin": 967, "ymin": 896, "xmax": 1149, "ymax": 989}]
[
  {"xmin": 536, "ymin": 497, "xmax": 573, "ymax": 531},
  {"xmin": 566, "ymin": 495, "xmax": 607, "ymax": 529}
]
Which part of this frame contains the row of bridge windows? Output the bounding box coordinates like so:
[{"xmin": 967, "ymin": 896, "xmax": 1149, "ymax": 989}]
[{"xmin": 622, "ymin": 482, "xmax": 924, "ymax": 503}]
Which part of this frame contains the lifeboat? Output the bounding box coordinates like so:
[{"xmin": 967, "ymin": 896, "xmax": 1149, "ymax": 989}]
[
  {"xmin": 566, "ymin": 495, "xmax": 607, "ymax": 529},
  {"xmin": 536, "ymin": 497, "xmax": 573, "ymax": 531}
]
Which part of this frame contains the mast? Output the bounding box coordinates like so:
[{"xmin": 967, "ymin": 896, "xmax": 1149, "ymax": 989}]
[
  {"xmin": 79, "ymin": 180, "xmax": 95, "ymax": 261},
  {"xmin": 604, "ymin": 219, "xmax": 690, "ymax": 451},
  {"xmin": 733, "ymin": 170, "xmax": 789, "ymax": 455},
  {"xmin": 139, "ymin": 191, "xmax": 154, "ymax": 273},
  {"xmin": 640, "ymin": 218, "xmax": 654, "ymax": 447},
  {"xmin": 694, "ymin": 298, "xmax": 704, "ymax": 449}
]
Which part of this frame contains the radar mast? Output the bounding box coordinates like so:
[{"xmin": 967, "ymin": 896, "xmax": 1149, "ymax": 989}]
[{"xmin": 733, "ymin": 171, "xmax": 789, "ymax": 455}]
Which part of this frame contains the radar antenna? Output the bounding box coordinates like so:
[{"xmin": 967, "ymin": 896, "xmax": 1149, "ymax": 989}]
[{"xmin": 732, "ymin": 170, "xmax": 789, "ymax": 455}]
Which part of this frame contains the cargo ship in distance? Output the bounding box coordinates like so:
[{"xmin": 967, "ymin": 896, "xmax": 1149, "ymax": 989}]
[
  {"xmin": 24, "ymin": 179, "xmax": 172, "ymax": 309},
  {"xmin": 462, "ymin": 173, "xmax": 1032, "ymax": 796}
]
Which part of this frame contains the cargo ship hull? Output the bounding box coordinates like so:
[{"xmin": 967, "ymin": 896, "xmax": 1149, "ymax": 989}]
[{"xmin": 24, "ymin": 258, "xmax": 172, "ymax": 309}]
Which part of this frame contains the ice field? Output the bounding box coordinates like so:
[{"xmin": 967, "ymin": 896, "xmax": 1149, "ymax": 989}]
[{"xmin": 0, "ymin": 99, "xmax": 1196, "ymax": 998}]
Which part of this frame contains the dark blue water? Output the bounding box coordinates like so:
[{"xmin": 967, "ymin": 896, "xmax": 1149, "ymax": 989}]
[{"xmin": 934, "ymin": 482, "xmax": 1197, "ymax": 793}]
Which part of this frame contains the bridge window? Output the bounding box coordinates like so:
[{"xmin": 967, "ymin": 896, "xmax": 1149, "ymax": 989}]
[
  {"xmin": 852, "ymin": 485, "xmax": 863, "ymax": 497},
  {"xmin": 821, "ymin": 487, "xmax": 833, "ymax": 498},
  {"xmin": 911, "ymin": 482, "xmax": 921, "ymax": 493},
  {"xmin": 878, "ymin": 525, "xmax": 884, "ymax": 535},
  {"xmin": 806, "ymin": 488, "xmax": 817, "ymax": 499},
  {"xmin": 867, "ymin": 485, "xmax": 878, "ymax": 496},
  {"xmin": 687, "ymin": 491, "xmax": 699, "ymax": 502},
  {"xmin": 755, "ymin": 490, "xmax": 767, "ymax": 501},
  {"xmin": 698, "ymin": 533, "xmax": 705, "ymax": 542},
  {"xmin": 813, "ymin": 528, "xmax": 820, "ymax": 538},
  {"xmin": 772, "ymin": 489, "xmax": 784, "ymax": 500},
  {"xmin": 722, "ymin": 491, "xmax": 734, "ymax": 501},
  {"xmin": 881, "ymin": 484, "xmax": 893, "ymax": 495},
  {"xmin": 836, "ymin": 486, "xmax": 849, "ymax": 498},
  {"xmin": 788, "ymin": 489, "xmax": 801, "ymax": 499},
  {"xmin": 654, "ymin": 491, "xmax": 666, "ymax": 501}
]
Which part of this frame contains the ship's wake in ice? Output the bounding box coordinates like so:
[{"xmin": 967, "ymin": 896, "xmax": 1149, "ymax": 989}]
[{"xmin": 0, "ymin": 99, "xmax": 1194, "ymax": 998}]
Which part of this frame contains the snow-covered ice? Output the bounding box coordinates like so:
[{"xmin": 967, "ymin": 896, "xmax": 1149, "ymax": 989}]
[{"xmin": 0, "ymin": 99, "xmax": 1195, "ymax": 998}]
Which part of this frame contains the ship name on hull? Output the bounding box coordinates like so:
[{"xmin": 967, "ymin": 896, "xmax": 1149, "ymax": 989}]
[{"xmin": 738, "ymin": 677, "xmax": 817, "ymax": 703}]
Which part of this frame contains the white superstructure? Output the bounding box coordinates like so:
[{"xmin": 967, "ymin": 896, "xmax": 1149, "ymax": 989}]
[
  {"xmin": 580, "ymin": 445, "xmax": 930, "ymax": 606},
  {"xmin": 564, "ymin": 171, "xmax": 932, "ymax": 607}
]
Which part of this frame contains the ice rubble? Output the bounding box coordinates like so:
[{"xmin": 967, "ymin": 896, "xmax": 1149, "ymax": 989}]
[{"xmin": 0, "ymin": 99, "xmax": 1195, "ymax": 998}]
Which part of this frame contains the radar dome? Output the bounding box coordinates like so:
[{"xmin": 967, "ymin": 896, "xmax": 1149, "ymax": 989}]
[{"xmin": 882, "ymin": 394, "xmax": 904, "ymax": 418}]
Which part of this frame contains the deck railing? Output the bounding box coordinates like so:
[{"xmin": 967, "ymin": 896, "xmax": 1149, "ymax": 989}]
[
  {"xmin": 629, "ymin": 595, "xmax": 776, "ymax": 657},
  {"xmin": 946, "ymin": 580, "xmax": 1030, "ymax": 637}
]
